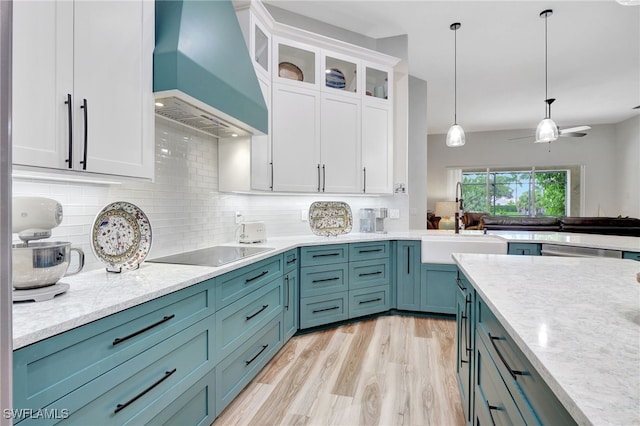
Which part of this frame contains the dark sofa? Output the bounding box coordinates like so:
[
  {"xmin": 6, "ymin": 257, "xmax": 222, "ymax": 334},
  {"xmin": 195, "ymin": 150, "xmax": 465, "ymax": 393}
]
[{"xmin": 479, "ymin": 215, "xmax": 640, "ymax": 237}]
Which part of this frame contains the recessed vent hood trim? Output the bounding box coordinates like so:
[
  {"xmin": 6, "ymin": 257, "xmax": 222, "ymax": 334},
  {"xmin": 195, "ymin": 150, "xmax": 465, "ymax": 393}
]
[{"xmin": 154, "ymin": 0, "xmax": 267, "ymax": 138}]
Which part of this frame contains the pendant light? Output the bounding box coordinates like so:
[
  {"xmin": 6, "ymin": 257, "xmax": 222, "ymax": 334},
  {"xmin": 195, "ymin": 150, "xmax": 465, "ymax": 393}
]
[
  {"xmin": 535, "ymin": 9, "xmax": 559, "ymax": 143},
  {"xmin": 446, "ymin": 22, "xmax": 465, "ymax": 147}
]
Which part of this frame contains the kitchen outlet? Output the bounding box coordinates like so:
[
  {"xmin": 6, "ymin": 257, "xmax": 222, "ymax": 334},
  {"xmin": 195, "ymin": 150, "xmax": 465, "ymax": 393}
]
[
  {"xmin": 389, "ymin": 209, "xmax": 400, "ymax": 219},
  {"xmin": 301, "ymin": 210, "xmax": 308, "ymax": 221},
  {"xmin": 235, "ymin": 211, "xmax": 243, "ymax": 224}
]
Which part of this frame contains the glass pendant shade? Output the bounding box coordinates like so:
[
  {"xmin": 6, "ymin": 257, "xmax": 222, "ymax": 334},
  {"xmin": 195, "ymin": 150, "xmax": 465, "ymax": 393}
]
[
  {"xmin": 446, "ymin": 124, "xmax": 466, "ymax": 147},
  {"xmin": 535, "ymin": 118, "xmax": 558, "ymax": 143}
]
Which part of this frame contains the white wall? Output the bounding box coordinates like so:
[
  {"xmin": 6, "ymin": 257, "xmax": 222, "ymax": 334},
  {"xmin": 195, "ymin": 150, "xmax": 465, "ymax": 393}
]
[
  {"xmin": 426, "ymin": 123, "xmax": 633, "ymax": 217},
  {"xmin": 12, "ymin": 120, "xmax": 409, "ymax": 272},
  {"xmin": 614, "ymin": 116, "xmax": 640, "ymax": 218}
]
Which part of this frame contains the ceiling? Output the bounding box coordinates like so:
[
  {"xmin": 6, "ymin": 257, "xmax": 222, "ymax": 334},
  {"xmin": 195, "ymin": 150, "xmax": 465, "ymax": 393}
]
[{"xmin": 263, "ymin": 1, "xmax": 640, "ymax": 135}]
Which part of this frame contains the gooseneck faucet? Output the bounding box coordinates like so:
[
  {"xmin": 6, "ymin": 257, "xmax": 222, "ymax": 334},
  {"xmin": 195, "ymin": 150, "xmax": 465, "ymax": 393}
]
[{"xmin": 455, "ymin": 181, "xmax": 464, "ymax": 234}]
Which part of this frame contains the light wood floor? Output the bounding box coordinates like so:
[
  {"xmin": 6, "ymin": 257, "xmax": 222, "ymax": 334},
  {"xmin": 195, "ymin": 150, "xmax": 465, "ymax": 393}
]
[{"xmin": 213, "ymin": 315, "xmax": 465, "ymax": 426}]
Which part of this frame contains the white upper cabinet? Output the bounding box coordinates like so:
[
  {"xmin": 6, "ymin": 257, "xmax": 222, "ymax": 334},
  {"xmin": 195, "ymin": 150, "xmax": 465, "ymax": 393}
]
[
  {"xmin": 12, "ymin": 0, "xmax": 154, "ymax": 180},
  {"xmin": 274, "ymin": 37, "xmax": 320, "ymax": 89}
]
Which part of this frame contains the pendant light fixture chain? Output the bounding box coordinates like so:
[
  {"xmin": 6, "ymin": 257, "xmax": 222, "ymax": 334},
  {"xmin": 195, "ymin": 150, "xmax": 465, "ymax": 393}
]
[{"xmin": 446, "ymin": 22, "xmax": 465, "ymax": 147}]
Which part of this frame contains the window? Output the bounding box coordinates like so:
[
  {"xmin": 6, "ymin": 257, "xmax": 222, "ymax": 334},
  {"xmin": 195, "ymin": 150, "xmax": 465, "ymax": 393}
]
[{"xmin": 461, "ymin": 167, "xmax": 573, "ymax": 217}]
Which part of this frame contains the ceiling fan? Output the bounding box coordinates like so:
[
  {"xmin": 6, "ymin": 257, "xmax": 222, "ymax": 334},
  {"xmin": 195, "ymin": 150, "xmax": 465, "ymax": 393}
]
[{"xmin": 509, "ymin": 98, "xmax": 592, "ymax": 141}]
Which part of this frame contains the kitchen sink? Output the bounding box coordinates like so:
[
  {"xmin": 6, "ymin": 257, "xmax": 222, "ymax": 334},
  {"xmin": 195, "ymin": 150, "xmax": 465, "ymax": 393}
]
[{"xmin": 421, "ymin": 234, "xmax": 508, "ymax": 264}]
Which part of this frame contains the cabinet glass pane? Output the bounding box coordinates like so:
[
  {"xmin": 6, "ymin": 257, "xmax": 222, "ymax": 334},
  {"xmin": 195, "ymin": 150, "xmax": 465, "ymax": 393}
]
[
  {"xmin": 366, "ymin": 67, "xmax": 388, "ymax": 99},
  {"xmin": 254, "ymin": 25, "xmax": 268, "ymax": 73},
  {"xmin": 325, "ymin": 56, "xmax": 357, "ymax": 93},
  {"xmin": 278, "ymin": 44, "xmax": 315, "ymax": 84}
]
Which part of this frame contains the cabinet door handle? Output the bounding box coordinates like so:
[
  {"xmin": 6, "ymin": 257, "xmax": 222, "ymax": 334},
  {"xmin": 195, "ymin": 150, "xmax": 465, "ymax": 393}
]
[
  {"xmin": 64, "ymin": 94, "xmax": 73, "ymax": 168},
  {"xmin": 317, "ymin": 164, "xmax": 321, "ymax": 192},
  {"xmin": 363, "ymin": 167, "xmax": 367, "ymax": 193},
  {"xmin": 285, "ymin": 275, "xmax": 290, "ymax": 310},
  {"xmin": 269, "ymin": 161, "xmax": 274, "ymax": 190},
  {"xmin": 358, "ymin": 297, "xmax": 382, "ymax": 305},
  {"xmin": 487, "ymin": 401, "xmax": 500, "ymax": 426},
  {"xmin": 112, "ymin": 314, "xmax": 175, "ymax": 346},
  {"xmin": 286, "ymin": 257, "xmax": 297, "ymax": 265},
  {"xmin": 456, "ymin": 277, "xmax": 466, "ymax": 291},
  {"xmin": 322, "ymin": 164, "xmax": 326, "ymax": 192},
  {"xmin": 114, "ymin": 368, "xmax": 176, "ymax": 414},
  {"xmin": 465, "ymin": 296, "xmax": 472, "ymax": 353},
  {"xmin": 407, "ymin": 246, "xmax": 411, "ymax": 274},
  {"xmin": 312, "ymin": 305, "xmax": 340, "ymax": 313},
  {"xmin": 489, "ymin": 333, "xmax": 527, "ymax": 380},
  {"xmin": 245, "ymin": 270, "xmax": 268, "ymax": 283},
  {"xmin": 246, "ymin": 304, "xmax": 269, "ymax": 321},
  {"xmin": 79, "ymin": 98, "xmax": 88, "ymax": 169},
  {"xmin": 358, "ymin": 271, "xmax": 382, "ymax": 277},
  {"xmin": 245, "ymin": 344, "xmax": 269, "ymax": 366},
  {"xmin": 358, "ymin": 248, "xmax": 382, "ymax": 254},
  {"xmin": 459, "ymin": 315, "xmax": 468, "ymax": 364},
  {"xmin": 312, "ymin": 277, "xmax": 339, "ymax": 283}
]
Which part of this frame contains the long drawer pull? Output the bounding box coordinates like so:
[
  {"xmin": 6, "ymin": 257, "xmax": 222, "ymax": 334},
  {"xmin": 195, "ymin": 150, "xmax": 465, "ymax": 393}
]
[
  {"xmin": 407, "ymin": 246, "xmax": 411, "ymax": 274},
  {"xmin": 114, "ymin": 368, "xmax": 176, "ymax": 414},
  {"xmin": 245, "ymin": 270, "xmax": 268, "ymax": 283},
  {"xmin": 112, "ymin": 314, "xmax": 175, "ymax": 346},
  {"xmin": 459, "ymin": 316, "xmax": 469, "ymax": 364},
  {"xmin": 286, "ymin": 258, "xmax": 298, "ymax": 265},
  {"xmin": 312, "ymin": 253, "xmax": 340, "ymax": 258},
  {"xmin": 312, "ymin": 306, "xmax": 340, "ymax": 314},
  {"xmin": 312, "ymin": 277, "xmax": 340, "ymax": 283},
  {"xmin": 489, "ymin": 333, "xmax": 527, "ymax": 380},
  {"xmin": 79, "ymin": 98, "xmax": 88, "ymax": 170},
  {"xmin": 358, "ymin": 248, "xmax": 382, "ymax": 253},
  {"xmin": 358, "ymin": 271, "xmax": 382, "ymax": 277},
  {"xmin": 456, "ymin": 277, "xmax": 466, "ymax": 291},
  {"xmin": 359, "ymin": 297, "xmax": 382, "ymax": 305},
  {"xmin": 245, "ymin": 344, "xmax": 269, "ymax": 366},
  {"xmin": 246, "ymin": 304, "xmax": 269, "ymax": 321}
]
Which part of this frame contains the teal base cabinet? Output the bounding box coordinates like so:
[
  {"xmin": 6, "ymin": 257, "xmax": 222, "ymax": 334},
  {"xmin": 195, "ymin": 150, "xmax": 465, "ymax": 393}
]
[
  {"xmin": 300, "ymin": 292, "xmax": 349, "ymax": 328},
  {"xmin": 348, "ymin": 242, "xmax": 391, "ymax": 318},
  {"xmin": 507, "ymin": 242, "xmax": 541, "ymax": 256},
  {"xmin": 395, "ymin": 241, "xmax": 421, "ymax": 311},
  {"xmin": 623, "ymin": 251, "xmax": 640, "ymax": 261},
  {"xmin": 283, "ymin": 248, "xmax": 299, "ymax": 340},
  {"xmin": 421, "ymin": 264, "xmax": 457, "ymax": 315}
]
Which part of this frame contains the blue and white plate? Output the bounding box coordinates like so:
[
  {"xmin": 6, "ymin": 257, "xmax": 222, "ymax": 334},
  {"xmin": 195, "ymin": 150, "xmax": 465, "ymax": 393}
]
[{"xmin": 325, "ymin": 68, "xmax": 346, "ymax": 89}]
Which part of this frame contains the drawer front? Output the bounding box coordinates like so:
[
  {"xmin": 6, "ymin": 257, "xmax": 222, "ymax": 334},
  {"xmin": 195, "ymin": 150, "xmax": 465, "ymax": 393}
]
[
  {"xmin": 348, "ymin": 241, "xmax": 390, "ymax": 261},
  {"xmin": 24, "ymin": 318, "xmax": 215, "ymax": 426},
  {"xmin": 474, "ymin": 336, "xmax": 526, "ymax": 426},
  {"xmin": 147, "ymin": 368, "xmax": 216, "ymax": 426},
  {"xmin": 299, "ymin": 263, "xmax": 348, "ymax": 298},
  {"xmin": 215, "ymin": 278, "xmax": 283, "ymax": 360},
  {"xmin": 349, "ymin": 258, "xmax": 390, "ymax": 290},
  {"xmin": 283, "ymin": 248, "xmax": 299, "ymax": 272},
  {"xmin": 216, "ymin": 316, "xmax": 283, "ymax": 416},
  {"xmin": 507, "ymin": 243, "xmax": 541, "ymax": 256},
  {"xmin": 300, "ymin": 244, "xmax": 348, "ymax": 267},
  {"xmin": 476, "ymin": 297, "xmax": 576, "ymax": 425},
  {"xmin": 623, "ymin": 251, "xmax": 640, "ymax": 261},
  {"xmin": 215, "ymin": 255, "xmax": 283, "ymax": 310},
  {"xmin": 13, "ymin": 281, "xmax": 214, "ymax": 413},
  {"xmin": 348, "ymin": 285, "xmax": 390, "ymax": 319},
  {"xmin": 299, "ymin": 292, "xmax": 348, "ymax": 329}
]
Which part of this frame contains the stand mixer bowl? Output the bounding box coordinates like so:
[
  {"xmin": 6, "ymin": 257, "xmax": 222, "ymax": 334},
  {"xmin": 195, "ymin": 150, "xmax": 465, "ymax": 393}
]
[{"xmin": 12, "ymin": 242, "xmax": 84, "ymax": 289}]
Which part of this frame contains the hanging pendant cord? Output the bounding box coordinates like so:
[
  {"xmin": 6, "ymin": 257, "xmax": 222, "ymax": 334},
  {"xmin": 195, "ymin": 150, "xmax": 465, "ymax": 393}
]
[
  {"xmin": 544, "ymin": 13, "xmax": 549, "ymax": 118},
  {"xmin": 454, "ymin": 27, "xmax": 458, "ymax": 124}
]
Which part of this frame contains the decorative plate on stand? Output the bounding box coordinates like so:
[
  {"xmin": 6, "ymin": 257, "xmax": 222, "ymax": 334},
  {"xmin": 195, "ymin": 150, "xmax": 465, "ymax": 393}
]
[
  {"xmin": 308, "ymin": 201, "xmax": 353, "ymax": 236},
  {"xmin": 91, "ymin": 201, "xmax": 152, "ymax": 272}
]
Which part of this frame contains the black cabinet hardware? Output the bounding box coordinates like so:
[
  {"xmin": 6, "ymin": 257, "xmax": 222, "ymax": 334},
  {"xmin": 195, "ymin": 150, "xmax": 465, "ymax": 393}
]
[
  {"xmin": 312, "ymin": 253, "xmax": 339, "ymax": 258},
  {"xmin": 317, "ymin": 164, "xmax": 321, "ymax": 192},
  {"xmin": 114, "ymin": 368, "xmax": 176, "ymax": 414},
  {"xmin": 358, "ymin": 297, "xmax": 382, "ymax": 305},
  {"xmin": 322, "ymin": 164, "xmax": 326, "ymax": 192},
  {"xmin": 64, "ymin": 94, "xmax": 72, "ymax": 168},
  {"xmin": 358, "ymin": 248, "xmax": 382, "ymax": 253},
  {"xmin": 456, "ymin": 277, "xmax": 466, "ymax": 291},
  {"xmin": 489, "ymin": 334, "xmax": 527, "ymax": 380},
  {"xmin": 363, "ymin": 167, "xmax": 366, "ymax": 193},
  {"xmin": 245, "ymin": 344, "xmax": 269, "ymax": 366},
  {"xmin": 284, "ymin": 275, "xmax": 290, "ymax": 310},
  {"xmin": 487, "ymin": 401, "xmax": 501, "ymax": 426},
  {"xmin": 286, "ymin": 257, "xmax": 297, "ymax": 265},
  {"xmin": 245, "ymin": 270, "xmax": 268, "ymax": 283},
  {"xmin": 269, "ymin": 161, "xmax": 273, "ymax": 190},
  {"xmin": 79, "ymin": 98, "xmax": 88, "ymax": 169},
  {"xmin": 312, "ymin": 306, "xmax": 340, "ymax": 314},
  {"xmin": 358, "ymin": 271, "xmax": 382, "ymax": 277},
  {"xmin": 112, "ymin": 314, "xmax": 175, "ymax": 346},
  {"xmin": 246, "ymin": 304, "xmax": 269, "ymax": 321},
  {"xmin": 311, "ymin": 277, "xmax": 339, "ymax": 283},
  {"xmin": 407, "ymin": 246, "xmax": 411, "ymax": 274}
]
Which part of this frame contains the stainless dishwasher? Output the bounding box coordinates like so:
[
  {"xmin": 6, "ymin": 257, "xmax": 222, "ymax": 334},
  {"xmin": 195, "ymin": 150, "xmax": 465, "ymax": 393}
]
[{"xmin": 540, "ymin": 243, "xmax": 622, "ymax": 258}]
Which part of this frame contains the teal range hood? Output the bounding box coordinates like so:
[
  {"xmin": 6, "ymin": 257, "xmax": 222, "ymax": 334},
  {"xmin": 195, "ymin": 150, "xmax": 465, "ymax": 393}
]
[{"xmin": 154, "ymin": 0, "xmax": 267, "ymax": 137}]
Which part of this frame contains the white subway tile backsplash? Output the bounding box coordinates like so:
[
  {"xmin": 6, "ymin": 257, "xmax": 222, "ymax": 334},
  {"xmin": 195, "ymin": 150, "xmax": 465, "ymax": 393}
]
[{"xmin": 12, "ymin": 120, "xmax": 409, "ymax": 272}]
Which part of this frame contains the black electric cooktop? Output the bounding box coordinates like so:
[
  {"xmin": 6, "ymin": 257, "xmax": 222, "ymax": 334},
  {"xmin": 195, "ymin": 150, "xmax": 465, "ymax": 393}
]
[{"xmin": 148, "ymin": 246, "xmax": 274, "ymax": 267}]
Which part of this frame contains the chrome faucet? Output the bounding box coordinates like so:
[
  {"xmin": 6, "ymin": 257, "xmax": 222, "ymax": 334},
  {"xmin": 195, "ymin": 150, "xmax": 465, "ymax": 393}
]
[{"xmin": 455, "ymin": 181, "xmax": 464, "ymax": 234}]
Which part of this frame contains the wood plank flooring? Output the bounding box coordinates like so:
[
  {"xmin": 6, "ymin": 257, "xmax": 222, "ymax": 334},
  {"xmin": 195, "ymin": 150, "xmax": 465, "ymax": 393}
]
[{"xmin": 213, "ymin": 315, "xmax": 465, "ymax": 426}]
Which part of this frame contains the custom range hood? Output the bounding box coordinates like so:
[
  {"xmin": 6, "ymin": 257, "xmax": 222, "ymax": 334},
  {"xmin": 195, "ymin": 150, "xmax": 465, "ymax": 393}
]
[{"xmin": 154, "ymin": 0, "xmax": 267, "ymax": 137}]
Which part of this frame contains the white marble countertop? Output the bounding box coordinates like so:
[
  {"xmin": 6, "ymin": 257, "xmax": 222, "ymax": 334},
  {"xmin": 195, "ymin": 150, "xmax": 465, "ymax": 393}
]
[
  {"xmin": 453, "ymin": 253, "xmax": 640, "ymax": 426},
  {"xmin": 486, "ymin": 230, "xmax": 640, "ymax": 252},
  {"xmin": 12, "ymin": 230, "xmax": 639, "ymax": 350}
]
